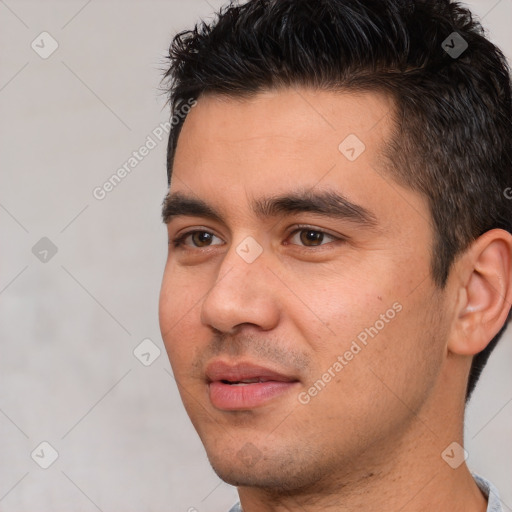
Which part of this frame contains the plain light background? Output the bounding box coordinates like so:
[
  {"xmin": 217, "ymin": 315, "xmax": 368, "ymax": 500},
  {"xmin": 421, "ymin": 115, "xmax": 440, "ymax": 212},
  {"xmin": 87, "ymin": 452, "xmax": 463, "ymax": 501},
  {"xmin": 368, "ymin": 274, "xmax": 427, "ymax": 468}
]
[{"xmin": 0, "ymin": 0, "xmax": 511, "ymax": 510}]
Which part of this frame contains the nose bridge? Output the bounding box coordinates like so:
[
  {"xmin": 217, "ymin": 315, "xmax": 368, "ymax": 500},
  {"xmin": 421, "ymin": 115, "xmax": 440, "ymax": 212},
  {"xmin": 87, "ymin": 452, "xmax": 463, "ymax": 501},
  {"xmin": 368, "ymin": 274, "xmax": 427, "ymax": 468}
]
[
  {"xmin": 213, "ymin": 233, "xmax": 268, "ymax": 294},
  {"xmin": 200, "ymin": 236, "xmax": 278, "ymax": 333}
]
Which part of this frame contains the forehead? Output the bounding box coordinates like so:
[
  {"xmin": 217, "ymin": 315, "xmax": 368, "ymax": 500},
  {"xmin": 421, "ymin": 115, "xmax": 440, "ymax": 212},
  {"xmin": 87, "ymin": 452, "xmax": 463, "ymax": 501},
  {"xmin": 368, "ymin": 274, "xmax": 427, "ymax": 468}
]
[
  {"xmin": 169, "ymin": 87, "xmax": 429, "ymax": 236},
  {"xmin": 174, "ymin": 87, "xmax": 395, "ymax": 173}
]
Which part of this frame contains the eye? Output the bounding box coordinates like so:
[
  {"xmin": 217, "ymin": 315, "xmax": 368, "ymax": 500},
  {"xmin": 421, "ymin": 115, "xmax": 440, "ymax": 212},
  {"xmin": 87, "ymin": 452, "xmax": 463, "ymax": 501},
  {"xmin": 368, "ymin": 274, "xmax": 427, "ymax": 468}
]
[
  {"xmin": 170, "ymin": 226, "xmax": 342, "ymax": 250},
  {"xmin": 171, "ymin": 230, "xmax": 223, "ymax": 248},
  {"xmin": 286, "ymin": 226, "xmax": 340, "ymax": 247}
]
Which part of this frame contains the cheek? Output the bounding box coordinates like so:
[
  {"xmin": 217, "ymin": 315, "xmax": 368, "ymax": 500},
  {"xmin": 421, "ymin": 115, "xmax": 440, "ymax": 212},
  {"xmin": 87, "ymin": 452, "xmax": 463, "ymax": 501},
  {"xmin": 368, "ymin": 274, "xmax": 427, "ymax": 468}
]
[
  {"xmin": 285, "ymin": 267, "xmax": 395, "ymax": 351},
  {"xmin": 295, "ymin": 292, "xmax": 444, "ymax": 442},
  {"xmin": 159, "ymin": 260, "xmax": 206, "ymax": 325},
  {"xmin": 353, "ymin": 288, "xmax": 446, "ymax": 407},
  {"xmin": 158, "ymin": 264, "xmax": 206, "ymax": 363},
  {"xmin": 289, "ymin": 262, "xmax": 442, "ymax": 386},
  {"xmin": 158, "ymin": 268, "xmax": 179, "ymax": 341}
]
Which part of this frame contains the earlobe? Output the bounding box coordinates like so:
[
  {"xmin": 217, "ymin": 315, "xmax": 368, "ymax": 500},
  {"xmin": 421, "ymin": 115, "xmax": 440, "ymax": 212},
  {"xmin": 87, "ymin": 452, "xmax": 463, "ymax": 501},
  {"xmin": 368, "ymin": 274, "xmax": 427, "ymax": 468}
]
[{"xmin": 449, "ymin": 229, "xmax": 512, "ymax": 356}]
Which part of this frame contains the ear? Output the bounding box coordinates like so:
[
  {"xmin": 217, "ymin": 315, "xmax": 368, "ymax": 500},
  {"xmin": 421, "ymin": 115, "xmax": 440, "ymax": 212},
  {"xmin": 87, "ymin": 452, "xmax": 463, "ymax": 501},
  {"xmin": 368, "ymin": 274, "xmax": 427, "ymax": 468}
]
[{"xmin": 448, "ymin": 229, "xmax": 512, "ymax": 356}]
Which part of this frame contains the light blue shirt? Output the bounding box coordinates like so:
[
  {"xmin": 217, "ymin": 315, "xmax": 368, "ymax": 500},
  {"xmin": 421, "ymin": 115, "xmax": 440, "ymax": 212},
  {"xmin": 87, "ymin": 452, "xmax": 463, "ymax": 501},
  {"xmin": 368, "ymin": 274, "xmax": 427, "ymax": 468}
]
[
  {"xmin": 227, "ymin": 474, "xmax": 503, "ymax": 511},
  {"xmin": 473, "ymin": 474, "xmax": 504, "ymax": 512}
]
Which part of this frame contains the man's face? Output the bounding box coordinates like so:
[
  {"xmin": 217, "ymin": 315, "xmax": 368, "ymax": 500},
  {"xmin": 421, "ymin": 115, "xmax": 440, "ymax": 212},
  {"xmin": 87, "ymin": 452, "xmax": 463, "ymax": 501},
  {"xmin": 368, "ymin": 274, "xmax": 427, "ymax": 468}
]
[{"xmin": 159, "ymin": 88, "xmax": 450, "ymax": 490}]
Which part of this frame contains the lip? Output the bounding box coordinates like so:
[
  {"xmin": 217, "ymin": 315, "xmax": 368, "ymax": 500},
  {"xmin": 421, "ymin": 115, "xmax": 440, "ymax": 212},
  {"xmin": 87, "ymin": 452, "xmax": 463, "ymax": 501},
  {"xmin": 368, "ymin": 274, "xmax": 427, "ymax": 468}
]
[{"xmin": 206, "ymin": 360, "xmax": 300, "ymax": 410}]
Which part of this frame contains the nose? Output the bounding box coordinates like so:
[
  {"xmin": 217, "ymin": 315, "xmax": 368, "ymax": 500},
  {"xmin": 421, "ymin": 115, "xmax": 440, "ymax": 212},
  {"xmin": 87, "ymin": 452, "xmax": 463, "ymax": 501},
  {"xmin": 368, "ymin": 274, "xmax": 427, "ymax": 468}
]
[{"xmin": 200, "ymin": 242, "xmax": 281, "ymax": 335}]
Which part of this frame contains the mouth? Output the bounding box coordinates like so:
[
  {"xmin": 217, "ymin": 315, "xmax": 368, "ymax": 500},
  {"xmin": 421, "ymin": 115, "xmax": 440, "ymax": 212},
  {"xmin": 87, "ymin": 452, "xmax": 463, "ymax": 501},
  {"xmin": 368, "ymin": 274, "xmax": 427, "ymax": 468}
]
[
  {"xmin": 205, "ymin": 360, "xmax": 301, "ymax": 410},
  {"xmin": 220, "ymin": 377, "xmax": 278, "ymax": 385}
]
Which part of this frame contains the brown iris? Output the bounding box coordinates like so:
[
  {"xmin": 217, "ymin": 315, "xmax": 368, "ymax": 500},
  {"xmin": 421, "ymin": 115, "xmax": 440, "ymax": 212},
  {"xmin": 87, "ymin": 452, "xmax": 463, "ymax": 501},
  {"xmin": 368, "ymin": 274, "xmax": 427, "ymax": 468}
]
[{"xmin": 299, "ymin": 230, "xmax": 324, "ymax": 246}]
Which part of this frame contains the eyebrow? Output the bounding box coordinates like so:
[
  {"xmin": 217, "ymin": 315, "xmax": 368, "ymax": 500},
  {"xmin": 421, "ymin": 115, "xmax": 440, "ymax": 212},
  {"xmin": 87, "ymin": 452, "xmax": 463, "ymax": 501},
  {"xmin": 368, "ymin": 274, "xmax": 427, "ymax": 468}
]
[{"xmin": 161, "ymin": 189, "xmax": 378, "ymax": 228}]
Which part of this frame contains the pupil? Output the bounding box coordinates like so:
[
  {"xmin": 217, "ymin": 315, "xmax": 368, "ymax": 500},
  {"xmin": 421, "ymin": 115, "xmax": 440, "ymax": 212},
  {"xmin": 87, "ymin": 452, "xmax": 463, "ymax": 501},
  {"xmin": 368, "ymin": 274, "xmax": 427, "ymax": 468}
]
[
  {"xmin": 301, "ymin": 230, "xmax": 323, "ymax": 246},
  {"xmin": 194, "ymin": 232, "xmax": 211, "ymax": 246}
]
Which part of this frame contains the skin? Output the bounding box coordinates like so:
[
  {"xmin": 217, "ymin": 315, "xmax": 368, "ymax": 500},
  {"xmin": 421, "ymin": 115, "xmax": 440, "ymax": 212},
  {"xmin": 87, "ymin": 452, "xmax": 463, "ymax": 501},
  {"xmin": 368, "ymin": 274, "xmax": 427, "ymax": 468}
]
[{"xmin": 158, "ymin": 87, "xmax": 512, "ymax": 511}]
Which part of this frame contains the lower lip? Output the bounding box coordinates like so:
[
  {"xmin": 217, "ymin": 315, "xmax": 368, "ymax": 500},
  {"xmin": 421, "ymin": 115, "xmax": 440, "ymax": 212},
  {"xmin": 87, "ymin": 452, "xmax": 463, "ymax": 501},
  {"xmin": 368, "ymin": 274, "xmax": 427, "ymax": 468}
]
[{"xmin": 208, "ymin": 381, "xmax": 299, "ymax": 410}]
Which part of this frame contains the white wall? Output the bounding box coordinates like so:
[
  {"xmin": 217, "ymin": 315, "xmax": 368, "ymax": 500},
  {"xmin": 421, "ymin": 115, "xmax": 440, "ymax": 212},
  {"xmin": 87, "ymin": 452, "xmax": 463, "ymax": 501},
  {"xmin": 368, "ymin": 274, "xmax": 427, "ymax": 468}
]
[{"xmin": 0, "ymin": 1, "xmax": 510, "ymax": 510}]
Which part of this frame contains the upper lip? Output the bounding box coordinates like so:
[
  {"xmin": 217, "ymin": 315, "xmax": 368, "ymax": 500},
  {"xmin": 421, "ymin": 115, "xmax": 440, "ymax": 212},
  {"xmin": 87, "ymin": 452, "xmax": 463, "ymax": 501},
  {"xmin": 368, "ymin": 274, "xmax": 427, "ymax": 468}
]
[{"xmin": 205, "ymin": 360, "xmax": 299, "ymax": 383}]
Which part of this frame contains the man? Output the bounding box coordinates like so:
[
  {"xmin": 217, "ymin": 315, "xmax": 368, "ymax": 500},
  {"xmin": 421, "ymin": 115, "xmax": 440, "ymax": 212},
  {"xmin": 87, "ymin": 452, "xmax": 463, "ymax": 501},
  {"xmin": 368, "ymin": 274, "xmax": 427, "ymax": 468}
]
[{"xmin": 158, "ymin": 0, "xmax": 511, "ymax": 510}]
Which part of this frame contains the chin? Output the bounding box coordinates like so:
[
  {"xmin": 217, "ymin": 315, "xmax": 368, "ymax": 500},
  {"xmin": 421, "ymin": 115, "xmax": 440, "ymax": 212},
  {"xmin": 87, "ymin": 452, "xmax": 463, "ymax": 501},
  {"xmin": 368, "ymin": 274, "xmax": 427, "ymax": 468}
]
[
  {"xmin": 210, "ymin": 461, "xmax": 298, "ymax": 491},
  {"xmin": 204, "ymin": 443, "xmax": 328, "ymax": 493}
]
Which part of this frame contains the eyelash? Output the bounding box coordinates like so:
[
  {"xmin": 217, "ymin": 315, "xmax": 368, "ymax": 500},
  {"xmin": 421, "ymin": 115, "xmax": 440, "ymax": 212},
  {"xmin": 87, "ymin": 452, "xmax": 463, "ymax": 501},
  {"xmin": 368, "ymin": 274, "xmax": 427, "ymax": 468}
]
[{"xmin": 170, "ymin": 225, "xmax": 344, "ymax": 250}]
